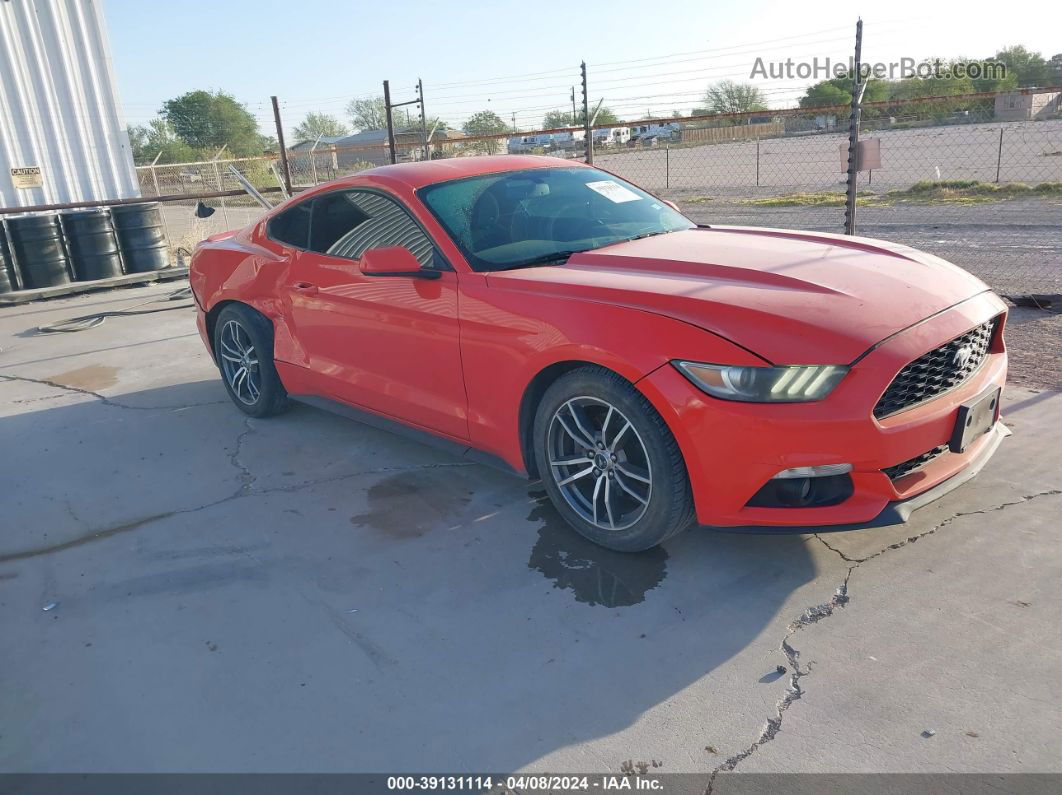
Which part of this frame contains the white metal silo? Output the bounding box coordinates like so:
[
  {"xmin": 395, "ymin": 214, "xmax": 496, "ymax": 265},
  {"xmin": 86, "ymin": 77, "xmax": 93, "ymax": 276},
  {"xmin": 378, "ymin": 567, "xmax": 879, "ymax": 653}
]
[{"xmin": 0, "ymin": 0, "xmax": 139, "ymax": 210}]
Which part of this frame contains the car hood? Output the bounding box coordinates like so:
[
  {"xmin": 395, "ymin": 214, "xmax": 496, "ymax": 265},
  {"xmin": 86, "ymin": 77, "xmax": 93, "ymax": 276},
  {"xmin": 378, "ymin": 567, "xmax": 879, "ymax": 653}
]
[{"xmin": 485, "ymin": 226, "xmax": 990, "ymax": 364}]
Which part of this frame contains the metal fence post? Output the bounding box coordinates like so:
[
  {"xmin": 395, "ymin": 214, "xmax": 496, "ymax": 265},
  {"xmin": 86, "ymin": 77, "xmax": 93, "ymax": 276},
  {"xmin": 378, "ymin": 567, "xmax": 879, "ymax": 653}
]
[
  {"xmin": 665, "ymin": 144, "xmax": 670, "ymax": 189},
  {"xmin": 308, "ymin": 135, "xmax": 322, "ymax": 185},
  {"xmin": 149, "ymin": 151, "xmax": 162, "ymax": 197},
  {"xmin": 383, "ymin": 80, "xmax": 397, "ymax": 165},
  {"xmin": 756, "ymin": 139, "xmax": 760, "ymax": 188},
  {"xmin": 212, "ymin": 158, "xmax": 231, "ymax": 228},
  {"xmin": 271, "ymin": 96, "xmax": 292, "ymax": 194},
  {"xmin": 995, "ymin": 128, "xmax": 1004, "ymax": 183},
  {"xmin": 581, "ymin": 62, "xmax": 593, "ymax": 165},
  {"xmin": 843, "ymin": 18, "xmax": 864, "ymax": 236},
  {"xmin": 418, "ymin": 78, "xmax": 429, "ymax": 161}
]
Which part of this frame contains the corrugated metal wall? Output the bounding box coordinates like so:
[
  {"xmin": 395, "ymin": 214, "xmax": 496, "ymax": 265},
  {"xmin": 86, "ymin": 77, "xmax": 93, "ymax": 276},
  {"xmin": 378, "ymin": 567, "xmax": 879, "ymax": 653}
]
[{"xmin": 0, "ymin": 0, "xmax": 139, "ymax": 209}]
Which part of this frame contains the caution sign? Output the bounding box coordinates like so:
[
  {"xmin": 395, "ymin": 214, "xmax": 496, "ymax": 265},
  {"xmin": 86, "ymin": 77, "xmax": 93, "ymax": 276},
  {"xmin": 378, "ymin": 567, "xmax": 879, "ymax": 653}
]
[{"xmin": 11, "ymin": 166, "xmax": 43, "ymax": 189}]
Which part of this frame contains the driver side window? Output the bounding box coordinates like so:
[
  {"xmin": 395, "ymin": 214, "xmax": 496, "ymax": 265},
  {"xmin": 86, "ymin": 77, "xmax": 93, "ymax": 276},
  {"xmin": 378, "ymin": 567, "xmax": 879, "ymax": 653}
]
[{"xmin": 308, "ymin": 190, "xmax": 436, "ymax": 269}]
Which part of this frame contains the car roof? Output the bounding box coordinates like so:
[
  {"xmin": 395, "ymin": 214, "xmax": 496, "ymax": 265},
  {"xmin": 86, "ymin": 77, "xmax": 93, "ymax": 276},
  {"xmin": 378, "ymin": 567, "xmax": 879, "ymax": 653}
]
[{"xmin": 349, "ymin": 155, "xmax": 590, "ymax": 190}]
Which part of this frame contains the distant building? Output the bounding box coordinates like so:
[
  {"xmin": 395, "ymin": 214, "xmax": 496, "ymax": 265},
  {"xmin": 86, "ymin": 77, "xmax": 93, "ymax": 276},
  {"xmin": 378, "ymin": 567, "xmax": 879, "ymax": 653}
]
[
  {"xmin": 288, "ymin": 135, "xmax": 347, "ymax": 179},
  {"xmin": 322, "ymin": 128, "xmax": 456, "ymax": 168},
  {"xmin": 994, "ymin": 91, "xmax": 1061, "ymax": 121}
]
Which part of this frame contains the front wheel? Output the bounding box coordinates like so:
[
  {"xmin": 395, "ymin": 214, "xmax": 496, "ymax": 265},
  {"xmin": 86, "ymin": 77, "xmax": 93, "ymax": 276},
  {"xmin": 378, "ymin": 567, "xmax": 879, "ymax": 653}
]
[
  {"xmin": 533, "ymin": 367, "xmax": 695, "ymax": 551},
  {"xmin": 213, "ymin": 304, "xmax": 289, "ymax": 418}
]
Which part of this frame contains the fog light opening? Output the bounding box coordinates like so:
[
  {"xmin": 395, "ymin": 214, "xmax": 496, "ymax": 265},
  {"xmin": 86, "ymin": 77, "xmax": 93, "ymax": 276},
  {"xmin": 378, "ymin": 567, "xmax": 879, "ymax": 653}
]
[{"xmin": 746, "ymin": 466, "xmax": 854, "ymax": 509}]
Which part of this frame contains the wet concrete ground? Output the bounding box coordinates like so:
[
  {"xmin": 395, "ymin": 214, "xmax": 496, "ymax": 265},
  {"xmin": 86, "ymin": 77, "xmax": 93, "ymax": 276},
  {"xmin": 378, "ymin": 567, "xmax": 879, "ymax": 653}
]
[{"xmin": 1, "ymin": 283, "xmax": 1060, "ymax": 778}]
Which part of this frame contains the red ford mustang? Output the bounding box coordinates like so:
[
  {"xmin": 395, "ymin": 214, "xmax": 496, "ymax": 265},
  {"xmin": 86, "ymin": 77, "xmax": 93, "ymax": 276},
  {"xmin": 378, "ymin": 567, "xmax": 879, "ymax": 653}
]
[{"xmin": 190, "ymin": 155, "xmax": 1008, "ymax": 551}]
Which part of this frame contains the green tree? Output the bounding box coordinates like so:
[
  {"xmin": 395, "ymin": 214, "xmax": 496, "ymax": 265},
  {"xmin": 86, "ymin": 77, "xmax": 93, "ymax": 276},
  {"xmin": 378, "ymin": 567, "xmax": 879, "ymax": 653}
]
[
  {"xmin": 889, "ymin": 66, "xmax": 976, "ymax": 120},
  {"xmin": 800, "ymin": 80, "xmax": 852, "ymax": 108},
  {"xmin": 583, "ymin": 106, "xmax": 620, "ymax": 126},
  {"xmin": 292, "ymin": 112, "xmax": 348, "ymax": 142},
  {"xmin": 703, "ymin": 81, "xmax": 767, "ymax": 115},
  {"xmin": 346, "ymin": 96, "xmax": 389, "ymax": 131},
  {"xmin": 462, "ymin": 110, "xmax": 508, "ymax": 153},
  {"xmin": 800, "ymin": 77, "xmax": 890, "ymax": 117},
  {"xmin": 1050, "ymin": 54, "xmax": 1062, "ymax": 84},
  {"xmin": 994, "ymin": 46, "xmax": 1050, "ymax": 87},
  {"xmin": 127, "ymin": 118, "xmax": 197, "ymax": 165},
  {"xmin": 542, "ymin": 109, "xmax": 574, "ymax": 129},
  {"xmin": 542, "ymin": 106, "xmax": 621, "ymax": 128},
  {"xmin": 160, "ymin": 90, "xmax": 265, "ymax": 156},
  {"xmin": 462, "ymin": 110, "xmax": 508, "ymax": 136}
]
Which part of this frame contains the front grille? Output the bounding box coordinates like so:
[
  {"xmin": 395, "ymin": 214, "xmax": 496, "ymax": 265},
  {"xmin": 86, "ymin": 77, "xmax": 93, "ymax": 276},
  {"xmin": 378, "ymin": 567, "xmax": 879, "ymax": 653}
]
[
  {"xmin": 884, "ymin": 444, "xmax": 948, "ymax": 480},
  {"xmin": 874, "ymin": 320, "xmax": 995, "ymax": 419}
]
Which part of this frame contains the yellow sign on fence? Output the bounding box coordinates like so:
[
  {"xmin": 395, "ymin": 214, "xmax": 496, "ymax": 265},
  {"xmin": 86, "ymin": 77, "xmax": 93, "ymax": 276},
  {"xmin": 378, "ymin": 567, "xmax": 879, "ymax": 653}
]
[{"xmin": 10, "ymin": 166, "xmax": 43, "ymax": 189}]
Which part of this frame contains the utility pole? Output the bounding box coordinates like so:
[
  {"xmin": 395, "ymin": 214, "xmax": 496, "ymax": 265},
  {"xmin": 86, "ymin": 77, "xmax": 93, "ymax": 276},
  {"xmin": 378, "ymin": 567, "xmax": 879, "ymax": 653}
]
[
  {"xmin": 383, "ymin": 80, "xmax": 423, "ymax": 165},
  {"xmin": 571, "ymin": 86, "xmax": 577, "ymax": 125},
  {"xmin": 418, "ymin": 78, "xmax": 429, "ymax": 161},
  {"xmin": 843, "ymin": 18, "xmax": 864, "ymax": 236},
  {"xmin": 383, "ymin": 80, "xmax": 397, "ymax": 165},
  {"xmin": 581, "ymin": 62, "xmax": 592, "ymax": 164},
  {"xmin": 511, "ymin": 112, "xmax": 517, "ymax": 132},
  {"xmin": 271, "ymin": 95, "xmax": 292, "ymax": 195}
]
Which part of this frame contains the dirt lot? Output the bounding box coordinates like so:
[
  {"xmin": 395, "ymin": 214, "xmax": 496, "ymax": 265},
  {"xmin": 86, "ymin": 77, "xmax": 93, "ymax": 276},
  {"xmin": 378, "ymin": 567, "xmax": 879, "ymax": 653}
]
[
  {"xmin": 596, "ymin": 119, "xmax": 1062, "ymax": 192},
  {"xmin": 1, "ymin": 284, "xmax": 1060, "ymax": 781}
]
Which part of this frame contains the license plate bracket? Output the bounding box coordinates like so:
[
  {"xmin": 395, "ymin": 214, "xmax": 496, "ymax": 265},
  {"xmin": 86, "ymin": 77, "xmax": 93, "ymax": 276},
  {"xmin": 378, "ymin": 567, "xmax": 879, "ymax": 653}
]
[{"xmin": 949, "ymin": 386, "xmax": 1000, "ymax": 454}]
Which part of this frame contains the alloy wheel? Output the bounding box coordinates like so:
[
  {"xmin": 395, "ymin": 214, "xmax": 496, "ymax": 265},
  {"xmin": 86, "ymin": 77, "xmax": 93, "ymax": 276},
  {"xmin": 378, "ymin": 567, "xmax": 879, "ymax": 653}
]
[
  {"xmin": 546, "ymin": 396, "xmax": 653, "ymax": 531},
  {"xmin": 218, "ymin": 319, "xmax": 261, "ymax": 405}
]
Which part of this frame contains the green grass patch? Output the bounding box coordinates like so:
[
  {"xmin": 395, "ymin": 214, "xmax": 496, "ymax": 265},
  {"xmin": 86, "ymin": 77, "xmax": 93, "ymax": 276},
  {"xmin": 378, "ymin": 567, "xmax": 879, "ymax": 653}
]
[
  {"xmin": 887, "ymin": 180, "xmax": 1062, "ymax": 204},
  {"xmin": 741, "ymin": 191, "xmax": 881, "ymax": 207}
]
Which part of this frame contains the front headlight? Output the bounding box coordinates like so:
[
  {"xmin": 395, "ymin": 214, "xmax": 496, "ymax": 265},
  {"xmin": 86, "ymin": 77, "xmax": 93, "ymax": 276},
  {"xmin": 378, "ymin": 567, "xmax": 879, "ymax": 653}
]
[{"xmin": 674, "ymin": 361, "xmax": 848, "ymax": 402}]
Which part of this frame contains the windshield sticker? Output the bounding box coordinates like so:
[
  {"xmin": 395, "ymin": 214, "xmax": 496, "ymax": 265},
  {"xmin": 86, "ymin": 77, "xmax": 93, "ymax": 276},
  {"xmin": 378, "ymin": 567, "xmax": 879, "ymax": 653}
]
[{"xmin": 585, "ymin": 180, "xmax": 641, "ymax": 203}]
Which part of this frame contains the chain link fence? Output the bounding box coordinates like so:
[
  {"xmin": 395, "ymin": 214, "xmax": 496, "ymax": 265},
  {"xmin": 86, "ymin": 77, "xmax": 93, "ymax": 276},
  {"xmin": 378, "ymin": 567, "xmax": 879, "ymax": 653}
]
[{"xmin": 134, "ymin": 88, "xmax": 1062, "ymax": 297}]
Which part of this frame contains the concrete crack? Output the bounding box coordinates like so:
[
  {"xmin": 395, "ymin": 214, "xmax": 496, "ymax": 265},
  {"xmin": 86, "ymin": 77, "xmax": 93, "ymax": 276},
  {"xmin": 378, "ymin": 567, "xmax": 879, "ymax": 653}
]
[
  {"xmin": 787, "ymin": 569, "xmax": 852, "ymax": 632},
  {"xmin": 706, "ymin": 487, "xmax": 1061, "ymax": 793},
  {"xmin": 0, "ymin": 373, "xmax": 226, "ymax": 411},
  {"xmin": 0, "ymin": 461, "xmax": 477, "ymax": 564},
  {"xmin": 815, "ymin": 488, "xmax": 1062, "ymax": 565},
  {"xmin": 228, "ymin": 418, "xmax": 258, "ymax": 495}
]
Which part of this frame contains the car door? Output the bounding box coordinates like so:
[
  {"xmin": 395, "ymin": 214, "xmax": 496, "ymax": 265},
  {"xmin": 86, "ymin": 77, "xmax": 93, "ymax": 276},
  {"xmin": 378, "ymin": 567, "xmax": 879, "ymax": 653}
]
[{"xmin": 281, "ymin": 188, "xmax": 468, "ymax": 441}]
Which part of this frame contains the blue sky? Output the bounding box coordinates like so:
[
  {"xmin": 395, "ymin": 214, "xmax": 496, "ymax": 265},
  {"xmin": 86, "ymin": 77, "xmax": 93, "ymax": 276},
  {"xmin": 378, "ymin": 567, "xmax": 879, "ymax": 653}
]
[{"xmin": 104, "ymin": 0, "xmax": 1061, "ymax": 137}]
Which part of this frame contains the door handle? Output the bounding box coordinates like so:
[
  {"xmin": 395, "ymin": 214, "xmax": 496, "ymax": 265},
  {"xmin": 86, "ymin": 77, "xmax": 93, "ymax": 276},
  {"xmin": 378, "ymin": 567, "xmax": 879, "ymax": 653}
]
[{"xmin": 292, "ymin": 281, "xmax": 318, "ymax": 296}]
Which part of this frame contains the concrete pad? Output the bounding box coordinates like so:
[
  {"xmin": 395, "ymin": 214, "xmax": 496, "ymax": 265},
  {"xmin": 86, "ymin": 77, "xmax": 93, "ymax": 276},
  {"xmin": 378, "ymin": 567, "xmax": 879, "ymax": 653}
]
[{"xmin": 1, "ymin": 284, "xmax": 1059, "ymax": 778}]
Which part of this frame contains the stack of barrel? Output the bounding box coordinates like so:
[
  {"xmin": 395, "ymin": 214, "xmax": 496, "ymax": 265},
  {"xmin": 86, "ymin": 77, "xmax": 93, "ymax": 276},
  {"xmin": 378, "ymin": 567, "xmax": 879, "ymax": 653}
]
[{"xmin": 0, "ymin": 202, "xmax": 170, "ymax": 295}]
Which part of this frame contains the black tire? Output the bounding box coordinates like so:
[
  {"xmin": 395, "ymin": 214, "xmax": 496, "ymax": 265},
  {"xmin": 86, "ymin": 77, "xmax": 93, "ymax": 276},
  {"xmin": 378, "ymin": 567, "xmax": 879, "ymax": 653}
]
[
  {"xmin": 213, "ymin": 304, "xmax": 289, "ymax": 418},
  {"xmin": 533, "ymin": 366, "xmax": 695, "ymax": 551}
]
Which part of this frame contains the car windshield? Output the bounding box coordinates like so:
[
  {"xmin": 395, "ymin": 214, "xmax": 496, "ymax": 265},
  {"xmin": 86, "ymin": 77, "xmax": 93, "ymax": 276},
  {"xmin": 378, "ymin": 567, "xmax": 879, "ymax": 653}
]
[{"xmin": 417, "ymin": 167, "xmax": 694, "ymax": 272}]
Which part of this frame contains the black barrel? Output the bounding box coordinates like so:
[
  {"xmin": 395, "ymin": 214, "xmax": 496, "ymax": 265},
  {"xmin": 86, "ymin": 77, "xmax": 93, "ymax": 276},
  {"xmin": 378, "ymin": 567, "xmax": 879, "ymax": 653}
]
[
  {"xmin": 61, "ymin": 209, "xmax": 124, "ymax": 281},
  {"xmin": 111, "ymin": 202, "xmax": 169, "ymax": 273},
  {"xmin": 0, "ymin": 221, "xmax": 18, "ymax": 294},
  {"xmin": 6, "ymin": 214, "xmax": 71, "ymax": 289}
]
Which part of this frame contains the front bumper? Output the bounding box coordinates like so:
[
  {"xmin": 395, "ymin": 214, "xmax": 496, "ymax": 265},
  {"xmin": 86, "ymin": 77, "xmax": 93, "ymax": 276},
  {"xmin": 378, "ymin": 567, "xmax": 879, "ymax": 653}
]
[
  {"xmin": 639, "ymin": 292, "xmax": 1009, "ymax": 529},
  {"xmin": 704, "ymin": 421, "xmax": 1009, "ymax": 533}
]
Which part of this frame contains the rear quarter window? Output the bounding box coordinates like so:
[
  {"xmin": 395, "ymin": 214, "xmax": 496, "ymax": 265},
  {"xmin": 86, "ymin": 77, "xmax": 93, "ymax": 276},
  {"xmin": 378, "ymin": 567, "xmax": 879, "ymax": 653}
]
[{"xmin": 267, "ymin": 202, "xmax": 311, "ymax": 249}]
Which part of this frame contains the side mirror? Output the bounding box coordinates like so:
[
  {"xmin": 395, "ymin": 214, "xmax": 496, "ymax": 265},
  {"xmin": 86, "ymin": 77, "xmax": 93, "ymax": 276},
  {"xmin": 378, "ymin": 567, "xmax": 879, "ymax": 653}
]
[{"xmin": 359, "ymin": 246, "xmax": 440, "ymax": 279}]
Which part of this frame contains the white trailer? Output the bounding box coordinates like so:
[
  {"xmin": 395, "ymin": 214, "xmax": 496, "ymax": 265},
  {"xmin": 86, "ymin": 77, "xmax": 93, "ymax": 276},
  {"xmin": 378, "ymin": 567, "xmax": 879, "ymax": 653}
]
[
  {"xmin": 592, "ymin": 127, "xmax": 631, "ymax": 146},
  {"xmin": 629, "ymin": 122, "xmax": 679, "ymax": 141}
]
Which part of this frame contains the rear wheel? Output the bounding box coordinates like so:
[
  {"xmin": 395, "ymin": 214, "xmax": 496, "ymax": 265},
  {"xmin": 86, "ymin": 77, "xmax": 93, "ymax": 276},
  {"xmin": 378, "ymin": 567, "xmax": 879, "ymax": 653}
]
[
  {"xmin": 533, "ymin": 366, "xmax": 694, "ymax": 551},
  {"xmin": 213, "ymin": 304, "xmax": 289, "ymax": 418}
]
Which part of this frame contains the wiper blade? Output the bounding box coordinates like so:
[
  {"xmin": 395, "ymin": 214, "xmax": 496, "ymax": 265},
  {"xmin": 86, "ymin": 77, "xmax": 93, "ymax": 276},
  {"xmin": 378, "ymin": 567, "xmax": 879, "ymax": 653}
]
[
  {"xmin": 622, "ymin": 229, "xmax": 673, "ymax": 243},
  {"xmin": 495, "ymin": 249, "xmax": 589, "ymax": 270}
]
